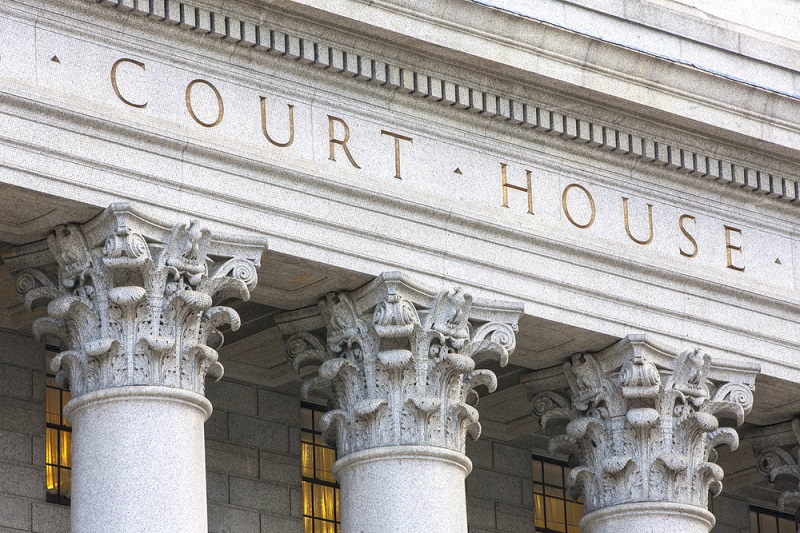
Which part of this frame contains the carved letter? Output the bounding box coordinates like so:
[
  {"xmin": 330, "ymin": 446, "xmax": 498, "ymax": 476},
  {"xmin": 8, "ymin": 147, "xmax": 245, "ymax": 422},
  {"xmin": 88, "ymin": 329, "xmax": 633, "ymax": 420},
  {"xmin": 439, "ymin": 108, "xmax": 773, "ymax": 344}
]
[
  {"xmin": 562, "ymin": 183, "xmax": 596, "ymax": 229},
  {"xmin": 110, "ymin": 58, "xmax": 147, "ymax": 109},
  {"xmin": 724, "ymin": 225, "xmax": 745, "ymax": 271},
  {"xmin": 500, "ymin": 163, "xmax": 533, "ymax": 214},
  {"xmin": 328, "ymin": 115, "xmax": 361, "ymax": 169},
  {"xmin": 259, "ymin": 96, "xmax": 294, "ymax": 147},
  {"xmin": 622, "ymin": 197, "xmax": 654, "ymax": 245},
  {"xmin": 679, "ymin": 214, "xmax": 698, "ymax": 258},
  {"xmin": 185, "ymin": 79, "xmax": 224, "ymax": 128},
  {"xmin": 381, "ymin": 130, "xmax": 413, "ymax": 179}
]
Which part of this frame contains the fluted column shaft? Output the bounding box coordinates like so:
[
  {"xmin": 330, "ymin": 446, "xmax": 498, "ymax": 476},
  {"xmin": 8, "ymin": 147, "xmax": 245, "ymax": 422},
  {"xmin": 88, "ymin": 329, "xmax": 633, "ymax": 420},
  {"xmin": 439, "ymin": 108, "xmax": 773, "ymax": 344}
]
[
  {"xmin": 278, "ymin": 272, "xmax": 523, "ymax": 533},
  {"xmin": 11, "ymin": 204, "xmax": 265, "ymax": 533},
  {"xmin": 532, "ymin": 335, "xmax": 758, "ymax": 533}
]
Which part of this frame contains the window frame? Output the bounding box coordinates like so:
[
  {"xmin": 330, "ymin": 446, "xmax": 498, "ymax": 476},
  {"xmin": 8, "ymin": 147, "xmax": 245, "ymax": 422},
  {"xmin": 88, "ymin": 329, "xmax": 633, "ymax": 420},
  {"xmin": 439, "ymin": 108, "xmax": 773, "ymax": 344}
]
[
  {"xmin": 301, "ymin": 402, "xmax": 341, "ymax": 533},
  {"xmin": 45, "ymin": 371, "xmax": 72, "ymax": 506},
  {"xmin": 532, "ymin": 454, "xmax": 583, "ymax": 533}
]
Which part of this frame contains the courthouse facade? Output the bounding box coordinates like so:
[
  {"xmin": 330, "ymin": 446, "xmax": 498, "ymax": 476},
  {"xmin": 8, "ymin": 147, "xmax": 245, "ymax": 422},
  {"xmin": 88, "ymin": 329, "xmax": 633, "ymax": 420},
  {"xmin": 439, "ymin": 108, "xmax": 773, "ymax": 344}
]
[{"xmin": 1, "ymin": 0, "xmax": 799, "ymax": 531}]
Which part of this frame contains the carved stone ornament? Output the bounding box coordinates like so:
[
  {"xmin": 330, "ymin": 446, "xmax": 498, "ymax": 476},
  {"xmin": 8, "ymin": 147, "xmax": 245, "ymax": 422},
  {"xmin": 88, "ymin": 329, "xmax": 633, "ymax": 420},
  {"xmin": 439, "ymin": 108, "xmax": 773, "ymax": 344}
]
[
  {"xmin": 276, "ymin": 272, "xmax": 523, "ymax": 457},
  {"xmin": 8, "ymin": 203, "xmax": 266, "ymax": 398},
  {"xmin": 531, "ymin": 335, "xmax": 759, "ymax": 514},
  {"xmin": 757, "ymin": 418, "xmax": 800, "ymax": 512}
]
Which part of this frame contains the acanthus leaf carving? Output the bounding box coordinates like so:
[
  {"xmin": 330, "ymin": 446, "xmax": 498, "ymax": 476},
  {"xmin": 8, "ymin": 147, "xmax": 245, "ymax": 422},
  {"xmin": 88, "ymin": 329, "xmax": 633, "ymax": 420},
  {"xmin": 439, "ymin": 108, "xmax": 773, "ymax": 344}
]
[
  {"xmin": 532, "ymin": 336, "xmax": 758, "ymax": 514},
  {"xmin": 9, "ymin": 204, "xmax": 265, "ymax": 399},
  {"xmin": 757, "ymin": 418, "xmax": 800, "ymax": 513},
  {"xmin": 277, "ymin": 272, "xmax": 523, "ymax": 457}
]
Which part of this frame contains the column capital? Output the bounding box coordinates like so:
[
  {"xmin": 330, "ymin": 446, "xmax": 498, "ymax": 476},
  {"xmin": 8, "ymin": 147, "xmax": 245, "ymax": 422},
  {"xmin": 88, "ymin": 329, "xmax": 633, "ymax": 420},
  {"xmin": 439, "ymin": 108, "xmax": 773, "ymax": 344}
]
[
  {"xmin": 8, "ymin": 203, "xmax": 266, "ymax": 398},
  {"xmin": 532, "ymin": 334, "xmax": 759, "ymax": 514},
  {"xmin": 276, "ymin": 271, "xmax": 524, "ymax": 456},
  {"xmin": 757, "ymin": 418, "xmax": 800, "ymax": 512}
]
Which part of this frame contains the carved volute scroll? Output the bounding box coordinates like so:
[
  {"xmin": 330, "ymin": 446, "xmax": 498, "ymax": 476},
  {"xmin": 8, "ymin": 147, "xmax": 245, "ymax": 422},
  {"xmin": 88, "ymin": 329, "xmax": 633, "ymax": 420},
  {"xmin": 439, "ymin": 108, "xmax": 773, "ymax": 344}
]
[
  {"xmin": 276, "ymin": 272, "xmax": 524, "ymax": 457},
  {"xmin": 531, "ymin": 335, "xmax": 759, "ymax": 514},
  {"xmin": 757, "ymin": 418, "xmax": 800, "ymax": 513},
  {"xmin": 8, "ymin": 203, "xmax": 266, "ymax": 398}
]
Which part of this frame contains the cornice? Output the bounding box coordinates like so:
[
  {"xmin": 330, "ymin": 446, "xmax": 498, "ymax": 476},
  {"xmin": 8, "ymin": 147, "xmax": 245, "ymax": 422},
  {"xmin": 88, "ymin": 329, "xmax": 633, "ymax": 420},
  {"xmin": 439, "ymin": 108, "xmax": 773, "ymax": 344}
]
[{"xmin": 75, "ymin": 0, "xmax": 800, "ymax": 209}]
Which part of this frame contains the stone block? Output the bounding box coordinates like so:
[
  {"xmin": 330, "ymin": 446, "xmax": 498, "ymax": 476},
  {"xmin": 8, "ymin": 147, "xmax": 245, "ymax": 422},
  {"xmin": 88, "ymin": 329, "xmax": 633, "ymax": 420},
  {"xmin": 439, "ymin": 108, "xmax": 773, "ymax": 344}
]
[
  {"xmin": 0, "ymin": 462, "xmax": 45, "ymax": 499},
  {"xmin": 466, "ymin": 438, "xmax": 493, "ymax": 469},
  {"xmin": 257, "ymin": 389, "xmax": 298, "ymax": 425},
  {"xmin": 31, "ymin": 502, "xmax": 70, "ymax": 533},
  {"xmin": 0, "ymin": 332, "xmax": 43, "ymax": 369},
  {"xmin": 205, "ymin": 409, "xmax": 229, "ymax": 442},
  {"xmin": 206, "ymin": 441, "xmax": 259, "ymax": 478},
  {"xmin": 229, "ymin": 476, "xmax": 291, "ymax": 515},
  {"xmin": 711, "ymin": 493, "xmax": 750, "ymax": 528},
  {"xmin": 495, "ymin": 502, "xmax": 533, "ymax": 533},
  {"xmin": 466, "ymin": 468, "xmax": 522, "ymax": 505},
  {"xmin": 259, "ymin": 452, "xmax": 300, "ymax": 486},
  {"xmin": 206, "ymin": 379, "xmax": 258, "ymax": 417},
  {"xmin": 208, "ymin": 502, "xmax": 260, "ymax": 533},
  {"xmin": 493, "ymin": 442, "xmax": 532, "ymax": 477},
  {"xmin": 0, "ymin": 366, "xmax": 33, "ymax": 401},
  {"xmin": 206, "ymin": 471, "xmax": 229, "ymax": 503},
  {"xmin": 0, "ymin": 431, "xmax": 31, "ymax": 464},
  {"xmin": 289, "ymin": 487, "xmax": 303, "ymax": 518},
  {"xmin": 0, "ymin": 495, "xmax": 30, "ymax": 530},
  {"xmin": 260, "ymin": 514, "xmax": 302, "ymax": 533},
  {"xmin": 466, "ymin": 496, "xmax": 495, "ymax": 529},
  {"xmin": 228, "ymin": 414, "xmax": 288, "ymax": 453},
  {"xmin": 288, "ymin": 426, "xmax": 302, "ymax": 457}
]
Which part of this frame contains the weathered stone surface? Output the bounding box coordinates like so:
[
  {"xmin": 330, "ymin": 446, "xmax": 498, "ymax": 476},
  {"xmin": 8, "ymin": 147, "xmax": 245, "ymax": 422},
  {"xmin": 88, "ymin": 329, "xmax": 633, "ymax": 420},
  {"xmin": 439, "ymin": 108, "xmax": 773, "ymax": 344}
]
[
  {"xmin": 757, "ymin": 418, "xmax": 800, "ymax": 512},
  {"xmin": 532, "ymin": 335, "xmax": 758, "ymax": 514},
  {"xmin": 278, "ymin": 271, "xmax": 523, "ymax": 456},
  {"xmin": 10, "ymin": 203, "xmax": 265, "ymax": 398}
]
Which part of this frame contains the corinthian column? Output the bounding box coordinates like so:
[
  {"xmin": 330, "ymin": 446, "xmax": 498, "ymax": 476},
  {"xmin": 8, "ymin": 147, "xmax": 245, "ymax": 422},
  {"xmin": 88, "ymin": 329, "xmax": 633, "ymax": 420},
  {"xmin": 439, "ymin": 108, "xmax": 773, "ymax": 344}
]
[
  {"xmin": 532, "ymin": 335, "xmax": 758, "ymax": 533},
  {"xmin": 277, "ymin": 272, "xmax": 523, "ymax": 533},
  {"xmin": 10, "ymin": 203, "xmax": 265, "ymax": 533}
]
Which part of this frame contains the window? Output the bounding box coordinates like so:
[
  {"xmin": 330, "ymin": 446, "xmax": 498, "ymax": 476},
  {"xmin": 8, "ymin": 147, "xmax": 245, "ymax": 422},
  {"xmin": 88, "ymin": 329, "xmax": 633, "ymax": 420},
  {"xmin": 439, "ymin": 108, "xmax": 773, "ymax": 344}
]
[
  {"xmin": 46, "ymin": 375, "xmax": 72, "ymax": 505},
  {"xmin": 533, "ymin": 456, "xmax": 583, "ymax": 533},
  {"xmin": 301, "ymin": 404, "xmax": 340, "ymax": 533},
  {"xmin": 749, "ymin": 507, "xmax": 798, "ymax": 533}
]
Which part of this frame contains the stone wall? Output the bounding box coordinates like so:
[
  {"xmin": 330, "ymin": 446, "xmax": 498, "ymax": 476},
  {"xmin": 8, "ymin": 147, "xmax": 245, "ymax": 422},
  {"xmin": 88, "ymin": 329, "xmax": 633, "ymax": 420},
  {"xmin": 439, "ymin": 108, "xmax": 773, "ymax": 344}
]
[
  {"xmin": 204, "ymin": 378, "xmax": 304, "ymax": 533},
  {"xmin": 710, "ymin": 494, "xmax": 751, "ymax": 533},
  {"xmin": 465, "ymin": 438, "xmax": 534, "ymax": 533},
  {"xmin": 0, "ymin": 329, "xmax": 69, "ymax": 533}
]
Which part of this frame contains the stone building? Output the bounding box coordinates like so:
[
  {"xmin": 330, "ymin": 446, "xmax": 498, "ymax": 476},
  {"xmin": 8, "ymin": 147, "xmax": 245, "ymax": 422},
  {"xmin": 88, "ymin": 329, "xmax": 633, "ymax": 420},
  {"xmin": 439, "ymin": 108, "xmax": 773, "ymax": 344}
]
[{"xmin": 0, "ymin": 0, "xmax": 798, "ymax": 532}]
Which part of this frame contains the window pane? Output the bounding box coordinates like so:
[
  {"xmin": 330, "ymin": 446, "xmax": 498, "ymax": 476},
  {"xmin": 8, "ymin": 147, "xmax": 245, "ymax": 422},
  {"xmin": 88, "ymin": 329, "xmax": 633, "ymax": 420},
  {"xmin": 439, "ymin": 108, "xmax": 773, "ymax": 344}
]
[
  {"xmin": 761, "ymin": 514, "xmax": 779, "ymax": 533},
  {"xmin": 315, "ymin": 446, "xmax": 336, "ymax": 483},
  {"xmin": 302, "ymin": 481, "xmax": 312, "ymax": 516},
  {"xmin": 545, "ymin": 496, "xmax": 566, "ymax": 532},
  {"xmin": 532, "ymin": 460, "xmax": 543, "ymax": 482},
  {"xmin": 534, "ymin": 493, "xmax": 545, "ymax": 528},
  {"xmin": 46, "ymin": 428, "xmax": 59, "ymax": 466},
  {"xmin": 778, "ymin": 517, "xmax": 794, "ymax": 533},
  {"xmin": 314, "ymin": 485, "xmax": 336, "ymax": 521},
  {"xmin": 302, "ymin": 442, "xmax": 314, "ymax": 478},
  {"xmin": 46, "ymin": 465, "xmax": 58, "ymax": 494},
  {"xmin": 314, "ymin": 519, "xmax": 336, "ymax": 533},
  {"xmin": 566, "ymin": 501, "xmax": 582, "ymax": 526},
  {"xmin": 301, "ymin": 408, "xmax": 313, "ymax": 431},
  {"xmin": 46, "ymin": 388, "xmax": 61, "ymax": 425},
  {"xmin": 60, "ymin": 468, "xmax": 71, "ymax": 501},
  {"xmin": 543, "ymin": 461, "xmax": 563, "ymax": 486},
  {"xmin": 61, "ymin": 431, "xmax": 72, "ymax": 467}
]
